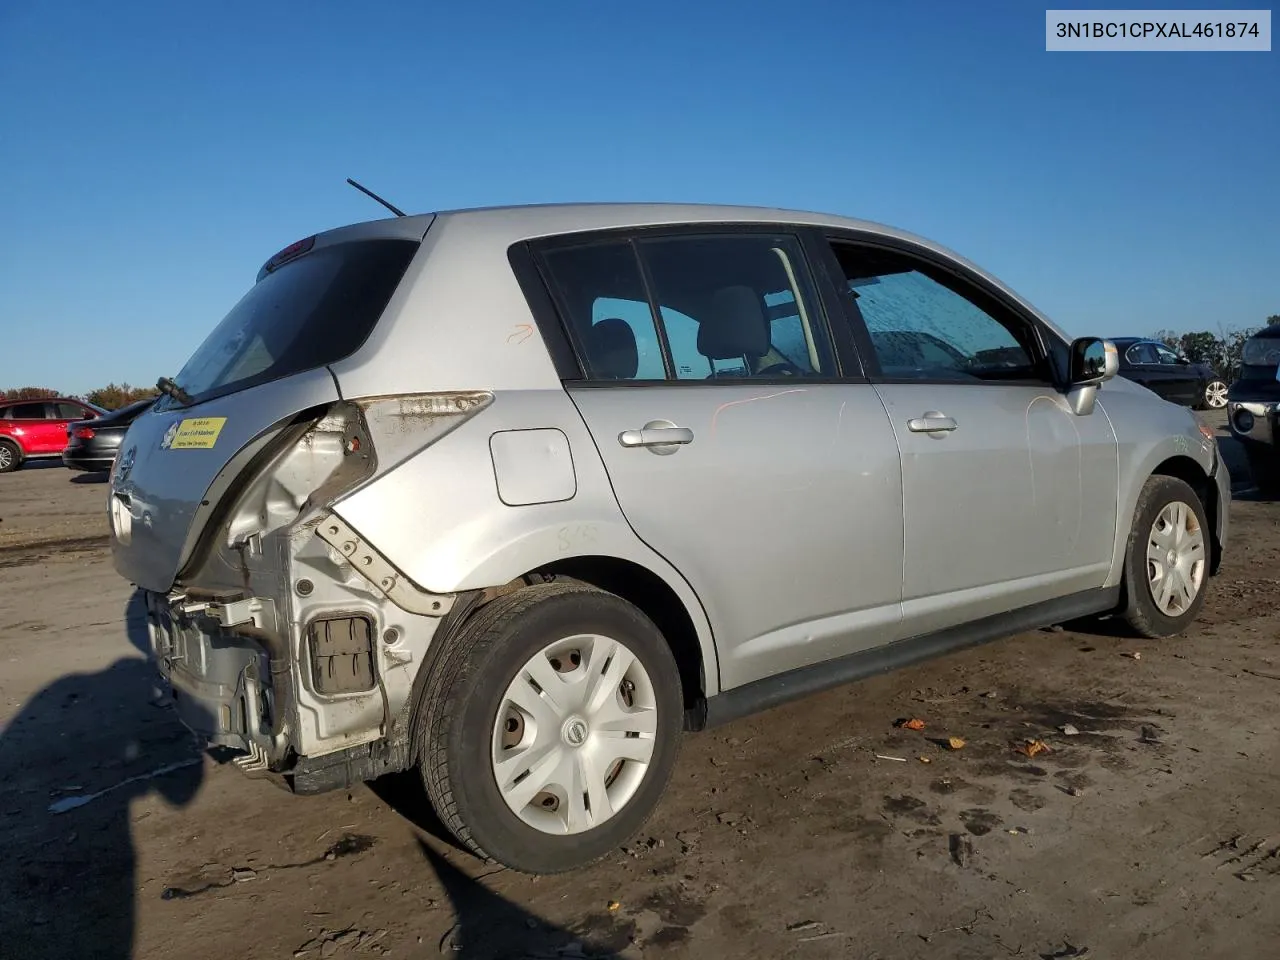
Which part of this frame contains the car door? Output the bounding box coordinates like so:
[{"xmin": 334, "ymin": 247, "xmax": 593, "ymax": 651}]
[
  {"xmin": 534, "ymin": 228, "xmax": 906, "ymax": 691},
  {"xmin": 51, "ymin": 401, "xmax": 93, "ymax": 449},
  {"xmin": 814, "ymin": 234, "xmax": 1118, "ymax": 637},
  {"xmin": 1125, "ymin": 341, "xmax": 1188, "ymax": 403},
  {"xmin": 1152, "ymin": 344, "xmax": 1198, "ymax": 404},
  {"xmin": 6, "ymin": 402, "xmax": 59, "ymax": 454}
]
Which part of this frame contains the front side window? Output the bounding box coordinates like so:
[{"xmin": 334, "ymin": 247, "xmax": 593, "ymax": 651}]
[
  {"xmin": 1154, "ymin": 344, "xmax": 1182, "ymax": 365},
  {"xmin": 829, "ymin": 242, "xmax": 1043, "ymax": 383},
  {"xmin": 54, "ymin": 402, "xmax": 86, "ymax": 419},
  {"xmin": 540, "ymin": 232, "xmax": 835, "ymax": 382}
]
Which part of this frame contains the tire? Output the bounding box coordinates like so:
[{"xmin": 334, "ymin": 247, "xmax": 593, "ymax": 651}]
[
  {"xmin": 1200, "ymin": 379, "xmax": 1228, "ymax": 410},
  {"xmin": 417, "ymin": 579, "xmax": 683, "ymax": 874},
  {"xmin": 1120, "ymin": 475, "xmax": 1211, "ymax": 639},
  {"xmin": 1245, "ymin": 445, "xmax": 1280, "ymax": 498},
  {"xmin": 0, "ymin": 440, "xmax": 22, "ymax": 474}
]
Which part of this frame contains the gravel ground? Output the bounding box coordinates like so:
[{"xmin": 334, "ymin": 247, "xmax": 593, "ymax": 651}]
[{"xmin": 3, "ymin": 408, "xmax": 1279, "ymax": 960}]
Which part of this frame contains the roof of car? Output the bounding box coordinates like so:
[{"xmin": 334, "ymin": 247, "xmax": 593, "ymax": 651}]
[
  {"xmin": 428, "ymin": 200, "xmax": 941, "ymax": 245},
  {"xmin": 315, "ymin": 201, "xmax": 1069, "ymax": 340},
  {"xmin": 0, "ymin": 396, "xmax": 90, "ymax": 405}
]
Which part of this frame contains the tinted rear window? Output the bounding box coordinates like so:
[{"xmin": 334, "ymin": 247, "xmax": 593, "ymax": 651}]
[
  {"xmin": 170, "ymin": 239, "xmax": 419, "ymax": 404},
  {"xmin": 1239, "ymin": 333, "xmax": 1280, "ymax": 380}
]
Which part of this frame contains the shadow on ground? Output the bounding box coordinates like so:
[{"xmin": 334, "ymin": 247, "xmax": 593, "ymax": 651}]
[
  {"xmin": 366, "ymin": 771, "xmax": 468, "ymax": 855},
  {"xmin": 70, "ymin": 471, "xmax": 109, "ymax": 485},
  {"xmin": 0, "ymin": 591, "xmax": 203, "ymax": 960},
  {"xmin": 418, "ymin": 840, "xmax": 635, "ymax": 959}
]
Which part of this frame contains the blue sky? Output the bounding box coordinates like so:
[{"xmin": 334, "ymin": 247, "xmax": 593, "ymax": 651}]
[{"xmin": 1, "ymin": 0, "xmax": 1276, "ymax": 394}]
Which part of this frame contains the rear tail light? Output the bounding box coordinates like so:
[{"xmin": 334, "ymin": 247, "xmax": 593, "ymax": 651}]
[
  {"xmin": 73, "ymin": 427, "xmax": 96, "ymax": 440},
  {"xmin": 218, "ymin": 392, "xmax": 493, "ymax": 552}
]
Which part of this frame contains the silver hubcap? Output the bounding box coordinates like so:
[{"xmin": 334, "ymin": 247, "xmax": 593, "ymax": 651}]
[
  {"xmin": 1205, "ymin": 381, "xmax": 1228, "ymax": 408},
  {"xmin": 492, "ymin": 634, "xmax": 658, "ymax": 835},
  {"xmin": 0, "ymin": 447, "xmax": 11, "ymax": 469},
  {"xmin": 1146, "ymin": 501, "xmax": 1206, "ymax": 616}
]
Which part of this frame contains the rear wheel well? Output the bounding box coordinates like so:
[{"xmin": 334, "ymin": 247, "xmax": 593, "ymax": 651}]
[
  {"xmin": 532, "ymin": 556, "xmax": 707, "ymax": 721},
  {"xmin": 1149, "ymin": 455, "xmax": 1221, "ymax": 575},
  {"xmin": 0, "ymin": 437, "xmax": 22, "ymax": 471}
]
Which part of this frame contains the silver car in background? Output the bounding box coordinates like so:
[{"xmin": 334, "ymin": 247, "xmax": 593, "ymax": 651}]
[{"xmin": 108, "ymin": 203, "xmax": 1230, "ymax": 873}]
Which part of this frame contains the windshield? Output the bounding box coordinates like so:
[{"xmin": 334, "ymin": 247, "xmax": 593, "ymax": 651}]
[{"xmin": 170, "ymin": 238, "xmax": 419, "ymax": 404}]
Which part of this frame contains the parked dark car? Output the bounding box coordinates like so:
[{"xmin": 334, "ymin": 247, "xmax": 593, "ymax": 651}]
[
  {"xmin": 1226, "ymin": 326, "xmax": 1280, "ymax": 496},
  {"xmin": 62, "ymin": 398, "xmax": 155, "ymax": 473},
  {"xmin": 1110, "ymin": 337, "xmax": 1227, "ymax": 410}
]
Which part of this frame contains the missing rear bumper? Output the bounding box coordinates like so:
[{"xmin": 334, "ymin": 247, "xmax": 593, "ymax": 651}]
[{"xmin": 314, "ymin": 514, "xmax": 456, "ymax": 617}]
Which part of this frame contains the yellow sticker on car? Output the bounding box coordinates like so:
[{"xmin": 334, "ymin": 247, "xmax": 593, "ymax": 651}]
[{"xmin": 162, "ymin": 417, "xmax": 227, "ymax": 450}]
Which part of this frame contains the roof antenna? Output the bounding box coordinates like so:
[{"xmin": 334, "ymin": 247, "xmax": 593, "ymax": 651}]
[{"xmin": 346, "ymin": 177, "xmax": 407, "ymax": 217}]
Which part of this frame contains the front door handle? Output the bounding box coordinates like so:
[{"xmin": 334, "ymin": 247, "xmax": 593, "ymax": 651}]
[
  {"xmin": 907, "ymin": 412, "xmax": 957, "ymax": 434},
  {"xmin": 618, "ymin": 422, "xmax": 694, "ymax": 450}
]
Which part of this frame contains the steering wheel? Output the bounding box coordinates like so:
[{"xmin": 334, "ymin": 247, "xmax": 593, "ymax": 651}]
[{"xmin": 755, "ymin": 359, "xmax": 802, "ymax": 378}]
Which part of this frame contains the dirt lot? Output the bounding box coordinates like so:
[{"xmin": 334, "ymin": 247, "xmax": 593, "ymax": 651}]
[{"xmin": 3, "ymin": 411, "xmax": 1279, "ymax": 960}]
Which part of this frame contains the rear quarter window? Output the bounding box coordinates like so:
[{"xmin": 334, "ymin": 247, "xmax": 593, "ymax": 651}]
[{"xmin": 169, "ymin": 238, "xmax": 419, "ymax": 405}]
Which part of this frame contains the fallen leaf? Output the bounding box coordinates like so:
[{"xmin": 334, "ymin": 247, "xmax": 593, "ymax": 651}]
[
  {"xmin": 895, "ymin": 717, "xmax": 927, "ymax": 730},
  {"xmin": 946, "ymin": 737, "xmax": 966, "ymax": 750},
  {"xmin": 1018, "ymin": 739, "xmax": 1051, "ymax": 758},
  {"xmin": 918, "ymin": 756, "xmax": 932, "ymax": 764},
  {"xmin": 607, "ymin": 900, "xmax": 621, "ymax": 912}
]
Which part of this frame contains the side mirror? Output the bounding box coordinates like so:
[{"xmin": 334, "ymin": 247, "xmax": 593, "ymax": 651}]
[
  {"xmin": 1066, "ymin": 337, "xmax": 1119, "ymax": 416},
  {"xmin": 1176, "ymin": 355, "xmax": 1191, "ymax": 365},
  {"xmin": 1068, "ymin": 337, "xmax": 1119, "ymax": 386}
]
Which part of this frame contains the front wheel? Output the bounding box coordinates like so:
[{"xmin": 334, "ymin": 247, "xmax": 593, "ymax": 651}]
[
  {"xmin": 417, "ymin": 580, "xmax": 683, "ymax": 874},
  {"xmin": 1200, "ymin": 379, "xmax": 1228, "ymax": 409},
  {"xmin": 1120, "ymin": 475, "xmax": 1211, "ymax": 638}
]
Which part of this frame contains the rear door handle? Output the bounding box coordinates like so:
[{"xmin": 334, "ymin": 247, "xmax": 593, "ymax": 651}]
[
  {"xmin": 907, "ymin": 413, "xmax": 957, "ymax": 433},
  {"xmin": 618, "ymin": 423, "xmax": 694, "ymax": 449}
]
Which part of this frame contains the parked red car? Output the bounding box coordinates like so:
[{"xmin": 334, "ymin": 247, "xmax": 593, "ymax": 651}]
[{"xmin": 0, "ymin": 397, "xmax": 106, "ymax": 473}]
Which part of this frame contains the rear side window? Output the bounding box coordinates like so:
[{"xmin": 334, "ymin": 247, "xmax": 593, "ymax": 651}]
[
  {"xmin": 540, "ymin": 233, "xmax": 835, "ymax": 382},
  {"xmin": 1126, "ymin": 343, "xmax": 1158, "ymax": 364},
  {"xmin": 540, "ymin": 243, "xmax": 668, "ymax": 380},
  {"xmin": 170, "ymin": 239, "xmax": 419, "ymax": 403}
]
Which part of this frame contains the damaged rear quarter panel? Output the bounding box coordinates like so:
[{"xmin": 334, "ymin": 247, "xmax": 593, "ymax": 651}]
[{"xmin": 328, "ymin": 388, "xmax": 722, "ymax": 697}]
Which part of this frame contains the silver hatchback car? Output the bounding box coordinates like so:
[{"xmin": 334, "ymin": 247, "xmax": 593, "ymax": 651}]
[{"xmin": 109, "ymin": 203, "xmax": 1230, "ymax": 873}]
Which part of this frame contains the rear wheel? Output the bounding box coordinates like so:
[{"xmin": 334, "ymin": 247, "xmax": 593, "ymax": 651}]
[
  {"xmin": 417, "ymin": 580, "xmax": 683, "ymax": 874},
  {"xmin": 1121, "ymin": 475, "xmax": 1210, "ymax": 638},
  {"xmin": 0, "ymin": 440, "xmax": 22, "ymax": 474},
  {"xmin": 1200, "ymin": 379, "xmax": 1228, "ymax": 410}
]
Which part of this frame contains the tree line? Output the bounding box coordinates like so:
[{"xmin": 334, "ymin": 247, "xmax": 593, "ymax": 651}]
[
  {"xmin": 1153, "ymin": 315, "xmax": 1280, "ymax": 380},
  {"xmin": 0, "ymin": 383, "xmax": 159, "ymax": 410}
]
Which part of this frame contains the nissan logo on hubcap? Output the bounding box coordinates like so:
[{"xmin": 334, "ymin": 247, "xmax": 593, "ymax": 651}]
[{"xmin": 563, "ymin": 718, "xmax": 589, "ymax": 747}]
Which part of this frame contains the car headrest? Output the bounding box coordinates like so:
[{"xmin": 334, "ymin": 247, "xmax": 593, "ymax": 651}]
[
  {"xmin": 697, "ymin": 286, "xmax": 769, "ymax": 361},
  {"xmin": 586, "ymin": 317, "xmax": 639, "ymax": 379}
]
